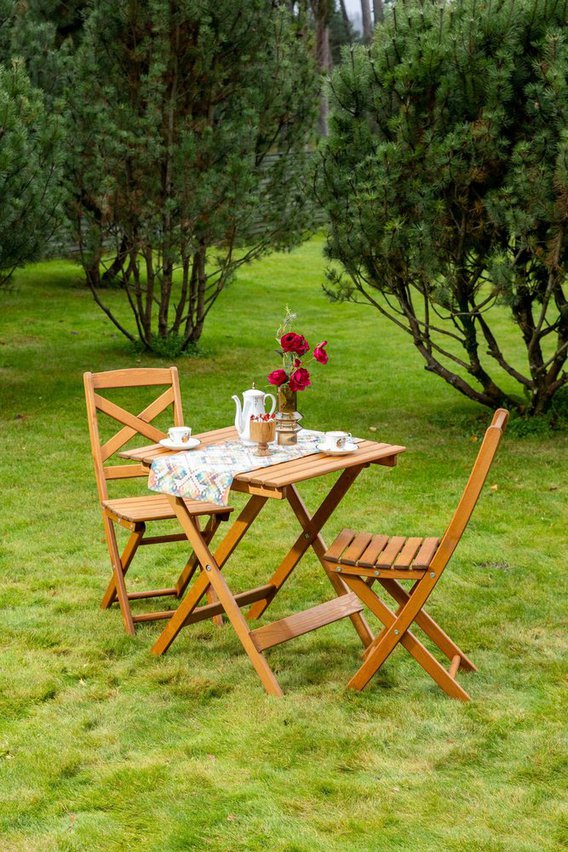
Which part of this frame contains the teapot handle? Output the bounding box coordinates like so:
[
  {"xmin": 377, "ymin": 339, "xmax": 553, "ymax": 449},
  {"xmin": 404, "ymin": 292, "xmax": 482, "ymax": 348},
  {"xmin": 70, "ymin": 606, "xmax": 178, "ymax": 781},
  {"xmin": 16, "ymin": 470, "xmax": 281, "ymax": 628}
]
[{"xmin": 264, "ymin": 392, "xmax": 277, "ymax": 415}]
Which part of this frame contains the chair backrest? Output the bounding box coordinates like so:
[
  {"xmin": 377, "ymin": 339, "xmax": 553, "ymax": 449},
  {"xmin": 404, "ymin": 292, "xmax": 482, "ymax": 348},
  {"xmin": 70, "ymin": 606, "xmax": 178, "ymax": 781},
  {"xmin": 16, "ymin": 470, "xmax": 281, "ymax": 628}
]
[
  {"xmin": 430, "ymin": 408, "xmax": 509, "ymax": 573},
  {"xmin": 83, "ymin": 367, "xmax": 184, "ymax": 503}
]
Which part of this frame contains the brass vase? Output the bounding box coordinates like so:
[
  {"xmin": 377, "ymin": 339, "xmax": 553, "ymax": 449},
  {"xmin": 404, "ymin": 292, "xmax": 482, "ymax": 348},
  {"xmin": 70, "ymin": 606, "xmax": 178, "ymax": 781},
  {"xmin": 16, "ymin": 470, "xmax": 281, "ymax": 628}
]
[{"xmin": 276, "ymin": 384, "xmax": 302, "ymax": 445}]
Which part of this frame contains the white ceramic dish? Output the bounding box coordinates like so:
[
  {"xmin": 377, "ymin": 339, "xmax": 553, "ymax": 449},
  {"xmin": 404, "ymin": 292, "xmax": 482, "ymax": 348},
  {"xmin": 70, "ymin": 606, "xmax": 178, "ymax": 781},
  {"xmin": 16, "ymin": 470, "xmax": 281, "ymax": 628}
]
[
  {"xmin": 316, "ymin": 441, "xmax": 358, "ymax": 456},
  {"xmin": 159, "ymin": 437, "xmax": 201, "ymax": 451}
]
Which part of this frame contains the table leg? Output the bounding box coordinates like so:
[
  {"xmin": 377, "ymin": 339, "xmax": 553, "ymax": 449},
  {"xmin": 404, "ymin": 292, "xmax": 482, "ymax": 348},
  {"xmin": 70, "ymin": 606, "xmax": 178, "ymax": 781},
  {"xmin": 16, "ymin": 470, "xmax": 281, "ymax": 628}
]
[
  {"xmin": 152, "ymin": 494, "xmax": 267, "ymax": 655},
  {"xmin": 174, "ymin": 516, "xmax": 224, "ymax": 627},
  {"xmin": 246, "ymin": 466, "xmax": 374, "ymax": 648},
  {"xmin": 286, "ymin": 484, "xmax": 374, "ymax": 649},
  {"xmin": 151, "ymin": 495, "xmax": 283, "ymax": 696}
]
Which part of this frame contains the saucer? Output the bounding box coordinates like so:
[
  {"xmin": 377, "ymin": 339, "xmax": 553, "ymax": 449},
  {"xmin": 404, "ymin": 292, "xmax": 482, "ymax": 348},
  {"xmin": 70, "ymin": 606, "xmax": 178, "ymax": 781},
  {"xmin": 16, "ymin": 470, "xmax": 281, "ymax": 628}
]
[
  {"xmin": 159, "ymin": 437, "xmax": 201, "ymax": 451},
  {"xmin": 316, "ymin": 441, "xmax": 358, "ymax": 455}
]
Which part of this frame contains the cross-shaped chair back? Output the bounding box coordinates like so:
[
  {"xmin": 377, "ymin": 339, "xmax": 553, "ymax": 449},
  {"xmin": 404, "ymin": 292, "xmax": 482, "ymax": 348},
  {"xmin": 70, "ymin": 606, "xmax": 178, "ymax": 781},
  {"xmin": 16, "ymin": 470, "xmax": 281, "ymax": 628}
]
[
  {"xmin": 83, "ymin": 367, "xmax": 184, "ymax": 503},
  {"xmin": 430, "ymin": 408, "xmax": 509, "ymax": 577}
]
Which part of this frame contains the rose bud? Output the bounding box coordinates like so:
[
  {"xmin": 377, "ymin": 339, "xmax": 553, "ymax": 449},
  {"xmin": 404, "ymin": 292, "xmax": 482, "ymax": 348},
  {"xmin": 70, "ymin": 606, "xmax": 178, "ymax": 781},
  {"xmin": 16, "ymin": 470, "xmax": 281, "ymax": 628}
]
[{"xmin": 313, "ymin": 340, "xmax": 329, "ymax": 365}]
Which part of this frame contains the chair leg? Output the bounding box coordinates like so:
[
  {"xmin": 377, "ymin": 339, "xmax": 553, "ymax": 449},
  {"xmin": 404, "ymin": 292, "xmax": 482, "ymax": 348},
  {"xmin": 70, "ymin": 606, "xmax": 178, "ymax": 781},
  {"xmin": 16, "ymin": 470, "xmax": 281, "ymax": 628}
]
[
  {"xmin": 342, "ymin": 575, "xmax": 470, "ymax": 700},
  {"xmin": 360, "ymin": 576, "xmax": 476, "ymax": 672},
  {"xmin": 102, "ymin": 515, "xmax": 135, "ymax": 635},
  {"xmin": 101, "ymin": 524, "xmax": 145, "ymax": 609},
  {"xmin": 101, "ymin": 514, "xmax": 226, "ymax": 629},
  {"xmin": 347, "ymin": 571, "xmax": 438, "ymax": 688},
  {"xmin": 377, "ymin": 577, "xmax": 477, "ymax": 672}
]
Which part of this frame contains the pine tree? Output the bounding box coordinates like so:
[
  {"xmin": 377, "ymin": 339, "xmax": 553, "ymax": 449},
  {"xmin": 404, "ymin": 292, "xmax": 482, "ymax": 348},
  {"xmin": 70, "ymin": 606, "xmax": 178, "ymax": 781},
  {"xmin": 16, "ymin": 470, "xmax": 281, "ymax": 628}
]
[
  {"xmin": 0, "ymin": 5, "xmax": 64, "ymax": 287},
  {"xmin": 66, "ymin": 0, "xmax": 319, "ymax": 354},
  {"xmin": 320, "ymin": 0, "xmax": 568, "ymax": 416}
]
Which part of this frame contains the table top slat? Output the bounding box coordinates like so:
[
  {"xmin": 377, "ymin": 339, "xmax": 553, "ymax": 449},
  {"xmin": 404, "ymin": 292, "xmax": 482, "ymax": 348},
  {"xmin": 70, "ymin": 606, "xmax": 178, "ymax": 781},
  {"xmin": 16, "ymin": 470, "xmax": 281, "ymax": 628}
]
[
  {"xmin": 235, "ymin": 437, "xmax": 368, "ymax": 483},
  {"xmin": 245, "ymin": 443, "xmax": 405, "ymax": 488},
  {"xmin": 119, "ymin": 426, "xmax": 238, "ymax": 462},
  {"xmin": 119, "ymin": 428, "xmax": 405, "ymax": 493}
]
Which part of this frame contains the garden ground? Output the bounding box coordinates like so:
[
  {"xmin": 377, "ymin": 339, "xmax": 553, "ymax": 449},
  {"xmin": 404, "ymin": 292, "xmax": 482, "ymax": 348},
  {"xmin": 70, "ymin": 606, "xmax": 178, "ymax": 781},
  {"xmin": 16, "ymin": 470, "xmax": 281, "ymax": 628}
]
[{"xmin": 0, "ymin": 237, "xmax": 566, "ymax": 850}]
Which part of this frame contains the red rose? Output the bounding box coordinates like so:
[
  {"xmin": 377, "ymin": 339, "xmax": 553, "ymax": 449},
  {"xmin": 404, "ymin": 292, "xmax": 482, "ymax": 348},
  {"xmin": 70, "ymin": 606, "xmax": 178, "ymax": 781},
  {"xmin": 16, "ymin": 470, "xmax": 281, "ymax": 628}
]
[
  {"xmin": 280, "ymin": 332, "xmax": 310, "ymax": 356},
  {"xmin": 289, "ymin": 367, "xmax": 311, "ymax": 391},
  {"xmin": 267, "ymin": 369, "xmax": 288, "ymax": 386},
  {"xmin": 313, "ymin": 340, "xmax": 328, "ymax": 365}
]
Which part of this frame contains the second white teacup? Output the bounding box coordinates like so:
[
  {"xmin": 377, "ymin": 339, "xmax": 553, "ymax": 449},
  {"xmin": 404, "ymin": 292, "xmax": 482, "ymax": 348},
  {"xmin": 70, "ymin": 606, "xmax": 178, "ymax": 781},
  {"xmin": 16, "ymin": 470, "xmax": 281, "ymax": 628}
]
[
  {"xmin": 168, "ymin": 426, "xmax": 192, "ymax": 444},
  {"xmin": 324, "ymin": 430, "xmax": 352, "ymax": 450}
]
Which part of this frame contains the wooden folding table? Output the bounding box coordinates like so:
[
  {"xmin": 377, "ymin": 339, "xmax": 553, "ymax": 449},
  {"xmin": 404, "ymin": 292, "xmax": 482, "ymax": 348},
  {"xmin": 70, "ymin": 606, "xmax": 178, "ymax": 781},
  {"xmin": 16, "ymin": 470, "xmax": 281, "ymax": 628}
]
[{"xmin": 120, "ymin": 426, "xmax": 405, "ymax": 696}]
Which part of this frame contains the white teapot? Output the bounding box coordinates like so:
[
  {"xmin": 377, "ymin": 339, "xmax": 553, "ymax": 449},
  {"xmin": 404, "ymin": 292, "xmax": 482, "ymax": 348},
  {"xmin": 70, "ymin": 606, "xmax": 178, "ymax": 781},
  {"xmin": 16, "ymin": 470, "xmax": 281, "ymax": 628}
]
[{"xmin": 232, "ymin": 385, "xmax": 276, "ymax": 445}]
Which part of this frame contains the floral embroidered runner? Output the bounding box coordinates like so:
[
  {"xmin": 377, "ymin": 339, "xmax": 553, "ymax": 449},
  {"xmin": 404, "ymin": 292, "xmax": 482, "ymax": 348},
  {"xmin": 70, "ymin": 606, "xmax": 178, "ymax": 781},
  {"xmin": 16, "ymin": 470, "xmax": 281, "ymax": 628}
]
[{"xmin": 148, "ymin": 431, "xmax": 323, "ymax": 506}]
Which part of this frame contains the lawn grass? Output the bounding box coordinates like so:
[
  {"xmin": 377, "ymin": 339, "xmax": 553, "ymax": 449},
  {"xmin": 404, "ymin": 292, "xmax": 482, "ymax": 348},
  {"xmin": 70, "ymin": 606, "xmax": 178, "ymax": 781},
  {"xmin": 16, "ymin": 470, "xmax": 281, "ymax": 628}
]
[{"xmin": 0, "ymin": 236, "xmax": 566, "ymax": 851}]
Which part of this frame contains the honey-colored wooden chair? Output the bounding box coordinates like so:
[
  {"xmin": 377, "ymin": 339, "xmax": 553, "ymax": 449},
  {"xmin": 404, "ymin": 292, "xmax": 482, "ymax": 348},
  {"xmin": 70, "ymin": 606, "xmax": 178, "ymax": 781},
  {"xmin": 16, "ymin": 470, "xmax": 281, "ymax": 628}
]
[
  {"xmin": 322, "ymin": 409, "xmax": 509, "ymax": 700},
  {"xmin": 84, "ymin": 367, "xmax": 232, "ymax": 635}
]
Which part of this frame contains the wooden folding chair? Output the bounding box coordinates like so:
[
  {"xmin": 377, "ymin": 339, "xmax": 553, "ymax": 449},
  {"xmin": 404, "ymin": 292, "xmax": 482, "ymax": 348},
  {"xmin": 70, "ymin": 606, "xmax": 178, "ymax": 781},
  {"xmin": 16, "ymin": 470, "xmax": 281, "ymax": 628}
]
[
  {"xmin": 322, "ymin": 409, "xmax": 509, "ymax": 700},
  {"xmin": 84, "ymin": 367, "xmax": 232, "ymax": 636}
]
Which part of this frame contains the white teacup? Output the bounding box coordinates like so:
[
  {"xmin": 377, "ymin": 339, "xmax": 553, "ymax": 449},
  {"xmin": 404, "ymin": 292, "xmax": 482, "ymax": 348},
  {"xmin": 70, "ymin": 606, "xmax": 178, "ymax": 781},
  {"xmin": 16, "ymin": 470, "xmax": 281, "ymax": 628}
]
[
  {"xmin": 168, "ymin": 426, "xmax": 192, "ymax": 444},
  {"xmin": 324, "ymin": 430, "xmax": 352, "ymax": 450}
]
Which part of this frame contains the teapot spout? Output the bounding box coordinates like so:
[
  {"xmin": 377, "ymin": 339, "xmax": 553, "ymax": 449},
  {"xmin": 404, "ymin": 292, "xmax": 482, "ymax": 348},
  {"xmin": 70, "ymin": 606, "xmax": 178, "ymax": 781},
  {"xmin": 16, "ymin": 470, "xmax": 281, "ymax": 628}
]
[{"xmin": 232, "ymin": 394, "xmax": 243, "ymax": 435}]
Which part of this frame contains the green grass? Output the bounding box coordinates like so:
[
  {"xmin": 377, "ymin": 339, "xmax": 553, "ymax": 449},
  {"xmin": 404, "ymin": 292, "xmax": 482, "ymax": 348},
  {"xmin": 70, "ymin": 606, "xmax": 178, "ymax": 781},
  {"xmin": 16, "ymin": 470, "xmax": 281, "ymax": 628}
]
[{"xmin": 0, "ymin": 237, "xmax": 566, "ymax": 851}]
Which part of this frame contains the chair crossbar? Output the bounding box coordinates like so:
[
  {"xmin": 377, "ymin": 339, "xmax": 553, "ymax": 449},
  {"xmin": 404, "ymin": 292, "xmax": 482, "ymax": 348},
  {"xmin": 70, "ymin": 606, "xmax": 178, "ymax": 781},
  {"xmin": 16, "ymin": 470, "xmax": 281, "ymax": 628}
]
[
  {"xmin": 139, "ymin": 533, "xmax": 188, "ymax": 546},
  {"xmin": 127, "ymin": 587, "xmax": 178, "ymax": 600},
  {"xmin": 91, "ymin": 368, "xmax": 174, "ymax": 388},
  {"xmin": 99, "ymin": 386, "xmax": 174, "ymax": 461},
  {"xmin": 104, "ymin": 463, "xmax": 149, "ymax": 481},
  {"xmin": 448, "ymin": 654, "xmax": 461, "ymax": 679},
  {"xmin": 132, "ymin": 610, "xmax": 176, "ymax": 623},
  {"xmin": 94, "ymin": 393, "xmax": 166, "ymax": 452}
]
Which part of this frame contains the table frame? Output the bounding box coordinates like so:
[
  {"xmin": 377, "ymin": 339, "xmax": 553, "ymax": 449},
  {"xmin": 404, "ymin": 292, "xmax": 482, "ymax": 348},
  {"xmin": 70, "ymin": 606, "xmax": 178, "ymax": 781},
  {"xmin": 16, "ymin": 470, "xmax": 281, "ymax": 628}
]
[{"xmin": 120, "ymin": 427, "xmax": 405, "ymax": 695}]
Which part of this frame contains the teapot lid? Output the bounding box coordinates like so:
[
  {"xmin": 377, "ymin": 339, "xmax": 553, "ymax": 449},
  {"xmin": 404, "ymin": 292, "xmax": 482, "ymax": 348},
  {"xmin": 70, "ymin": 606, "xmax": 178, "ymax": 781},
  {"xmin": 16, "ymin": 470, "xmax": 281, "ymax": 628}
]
[{"xmin": 243, "ymin": 382, "xmax": 264, "ymax": 397}]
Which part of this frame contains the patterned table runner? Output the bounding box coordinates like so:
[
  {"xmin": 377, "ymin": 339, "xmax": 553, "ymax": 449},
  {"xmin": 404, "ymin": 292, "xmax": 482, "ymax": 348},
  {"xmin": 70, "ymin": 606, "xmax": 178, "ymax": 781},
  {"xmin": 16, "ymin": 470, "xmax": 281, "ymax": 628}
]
[{"xmin": 148, "ymin": 431, "xmax": 324, "ymax": 506}]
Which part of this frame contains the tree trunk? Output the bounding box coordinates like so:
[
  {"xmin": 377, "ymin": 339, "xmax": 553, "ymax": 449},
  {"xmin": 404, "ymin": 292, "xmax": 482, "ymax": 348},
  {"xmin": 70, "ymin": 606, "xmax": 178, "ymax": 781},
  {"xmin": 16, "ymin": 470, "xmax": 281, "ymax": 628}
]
[
  {"xmin": 85, "ymin": 261, "xmax": 101, "ymax": 290},
  {"xmin": 361, "ymin": 0, "xmax": 373, "ymax": 42},
  {"xmin": 182, "ymin": 242, "xmax": 207, "ymax": 348},
  {"xmin": 339, "ymin": 0, "xmax": 351, "ymax": 29},
  {"xmin": 101, "ymin": 234, "xmax": 130, "ymax": 285},
  {"xmin": 313, "ymin": 1, "xmax": 332, "ymax": 136},
  {"xmin": 372, "ymin": 0, "xmax": 384, "ymax": 25}
]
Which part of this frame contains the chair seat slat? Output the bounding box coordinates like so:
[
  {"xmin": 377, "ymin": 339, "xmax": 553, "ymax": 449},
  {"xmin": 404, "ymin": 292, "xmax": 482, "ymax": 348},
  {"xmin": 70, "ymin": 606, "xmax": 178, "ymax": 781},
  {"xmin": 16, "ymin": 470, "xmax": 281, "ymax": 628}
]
[
  {"xmin": 103, "ymin": 495, "xmax": 232, "ymax": 523},
  {"xmin": 375, "ymin": 536, "xmax": 406, "ymax": 568},
  {"xmin": 341, "ymin": 532, "xmax": 374, "ymax": 565},
  {"xmin": 358, "ymin": 534, "xmax": 389, "ymax": 566},
  {"xmin": 394, "ymin": 537, "xmax": 423, "ymax": 568},
  {"xmin": 412, "ymin": 537, "xmax": 439, "ymax": 568},
  {"xmin": 325, "ymin": 528, "xmax": 357, "ymax": 561}
]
